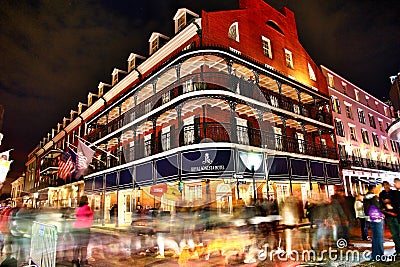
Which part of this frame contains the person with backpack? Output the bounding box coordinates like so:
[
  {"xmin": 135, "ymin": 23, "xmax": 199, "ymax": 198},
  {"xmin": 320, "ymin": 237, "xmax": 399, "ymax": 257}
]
[{"xmin": 364, "ymin": 184, "xmax": 385, "ymax": 261}]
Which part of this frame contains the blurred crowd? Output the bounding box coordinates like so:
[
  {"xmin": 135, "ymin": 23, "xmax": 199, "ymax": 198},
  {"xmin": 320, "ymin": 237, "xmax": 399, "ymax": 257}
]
[
  {"xmin": 2, "ymin": 180, "xmax": 400, "ymax": 266},
  {"xmin": 0, "ymin": 196, "xmax": 92, "ymax": 267}
]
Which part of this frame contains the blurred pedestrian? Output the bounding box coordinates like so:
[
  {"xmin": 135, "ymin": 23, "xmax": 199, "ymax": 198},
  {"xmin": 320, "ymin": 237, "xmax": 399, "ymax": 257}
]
[
  {"xmin": 354, "ymin": 194, "xmax": 368, "ymax": 241},
  {"xmin": 379, "ymin": 181, "xmax": 400, "ymax": 255},
  {"xmin": 109, "ymin": 204, "xmax": 118, "ymax": 224},
  {"xmin": 364, "ymin": 184, "xmax": 384, "ymax": 261},
  {"xmin": 331, "ymin": 189, "xmax": 351, "ymax": 244},
  {"xmin": 72, "ymin": 195, "xmax": 94, "ymax": 267},
  {"xmin": 11, "ymin": 204, "xmax": 35, "ymax": 266}
]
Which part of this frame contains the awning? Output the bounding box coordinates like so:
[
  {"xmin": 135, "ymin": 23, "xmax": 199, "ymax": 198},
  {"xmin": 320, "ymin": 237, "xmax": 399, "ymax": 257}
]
[
  {"xmin": 149, "ymin": 183, "xmax": 180, "ymax": 201},
  {"xmin": 165, "ymin": 186, "xmax": 180, "ymax": 201},
  {"xmin": 150, "ymin": 184, "xmax": 168, "ymax": 197}
]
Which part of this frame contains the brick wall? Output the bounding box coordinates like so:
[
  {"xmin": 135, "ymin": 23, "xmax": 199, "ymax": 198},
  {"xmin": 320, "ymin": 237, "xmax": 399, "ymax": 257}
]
[{"xmin": 201, "ymin": 0, "xmax": 328, "ymax": 95}]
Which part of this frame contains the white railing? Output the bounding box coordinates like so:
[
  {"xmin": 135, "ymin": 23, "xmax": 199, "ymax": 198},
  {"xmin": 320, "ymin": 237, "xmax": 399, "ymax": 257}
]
[{"xmin": 25, "ymin": 222, "xmax": 58, "ymax": 267}]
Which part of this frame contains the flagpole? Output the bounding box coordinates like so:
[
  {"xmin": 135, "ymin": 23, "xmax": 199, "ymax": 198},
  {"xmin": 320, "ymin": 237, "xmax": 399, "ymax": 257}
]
[
  {"xmin": 67, "ymin": 142, "xmax": 106, "ymax": 165},
  {"xmin": 74, "ymin": 135, "xmax": 119, "ymax": 161}
]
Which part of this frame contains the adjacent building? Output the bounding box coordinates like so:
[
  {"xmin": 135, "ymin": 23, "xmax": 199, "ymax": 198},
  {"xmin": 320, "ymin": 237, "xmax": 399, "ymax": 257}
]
[
  {"xmin": 322, "ymin": 66, "xmax": 400, "ymax": 196},
  {"xmin": 26, "ymin": 0, "xmax": 340, "ymax": 225}
]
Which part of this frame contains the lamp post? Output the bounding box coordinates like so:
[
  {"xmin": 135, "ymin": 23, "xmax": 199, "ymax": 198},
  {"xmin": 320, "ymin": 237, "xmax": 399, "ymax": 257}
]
[
  {"xmin": 241, "ymin": 151, "xmax": 263, "ymax": 206},
  {"xmin": 251, "ymin": 164, "xmax": 256, "ymax": 205}
]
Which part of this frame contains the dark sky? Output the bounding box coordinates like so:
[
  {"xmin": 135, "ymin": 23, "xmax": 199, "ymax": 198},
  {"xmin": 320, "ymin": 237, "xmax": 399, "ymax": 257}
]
[{"xmin": 0, "ymin": 0, "xmax": 399, "ymax": 181}]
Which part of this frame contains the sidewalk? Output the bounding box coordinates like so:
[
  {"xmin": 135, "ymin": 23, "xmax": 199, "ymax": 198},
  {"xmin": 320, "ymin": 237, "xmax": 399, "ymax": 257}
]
[{"xmin": 53, "ymin": 222, "xmax": 399, "ymax": 267}]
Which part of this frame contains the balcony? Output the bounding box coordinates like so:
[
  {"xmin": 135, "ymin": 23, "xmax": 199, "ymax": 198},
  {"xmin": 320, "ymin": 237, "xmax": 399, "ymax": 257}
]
[
  {"xmin": 87, "ymin": 121, "xmax": 337, "ymax": 172},
  {"xmin": 86, "ymin": 71, "xmax": 333, "ymax": 144},
  {"xmin": 339, "ymin": 155, "xmax": 400, "ymax": 172}
]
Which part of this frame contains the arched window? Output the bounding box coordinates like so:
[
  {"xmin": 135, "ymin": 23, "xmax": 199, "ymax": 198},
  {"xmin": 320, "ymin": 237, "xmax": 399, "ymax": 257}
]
[
  {"xmin": 266, "ymin": 20, "xmax": 284, "ymax": 35},
  {"xmin": 228, "ymin": 22, "xmax": 239, "ymax": 42}
]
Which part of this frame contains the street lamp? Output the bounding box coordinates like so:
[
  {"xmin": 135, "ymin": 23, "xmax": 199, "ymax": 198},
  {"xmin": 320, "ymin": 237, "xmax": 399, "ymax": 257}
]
[{"xmin": 239, "ymin": 151, "xmax": 263, "ymax": 205}]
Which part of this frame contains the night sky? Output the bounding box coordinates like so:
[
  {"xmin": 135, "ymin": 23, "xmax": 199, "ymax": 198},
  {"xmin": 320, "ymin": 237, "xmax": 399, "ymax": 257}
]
[{"xmin": 0, "ymin": 0, "xmax": 399, "ymax": 182}]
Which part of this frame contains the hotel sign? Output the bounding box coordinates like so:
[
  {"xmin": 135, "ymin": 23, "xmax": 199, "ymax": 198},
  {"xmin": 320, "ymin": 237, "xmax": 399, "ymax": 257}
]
[{"xmin": 181, "ymin": 149, "xmax": 234, "ymax": 175}]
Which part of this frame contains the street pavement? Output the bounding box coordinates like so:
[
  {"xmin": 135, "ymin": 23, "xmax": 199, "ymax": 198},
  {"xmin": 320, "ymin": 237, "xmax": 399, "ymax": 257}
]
[
  {"xmin": 2, "ymin": 222, "xmax": 398, "ymax": 267},
  {"xmin": 51, "ymin": 223, "xmax": 399, "ymax": 267}
]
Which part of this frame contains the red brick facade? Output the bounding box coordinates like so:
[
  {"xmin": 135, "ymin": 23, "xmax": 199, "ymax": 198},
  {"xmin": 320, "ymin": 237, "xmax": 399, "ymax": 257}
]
[{"xmin": 201, "ymin": 0, "xmax": 328, "ymax": 95}]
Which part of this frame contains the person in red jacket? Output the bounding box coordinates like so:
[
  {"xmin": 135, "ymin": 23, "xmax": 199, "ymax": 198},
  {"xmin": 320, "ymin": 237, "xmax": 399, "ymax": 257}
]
[{"xmin": 72, "ymin": 196, "xmax": 93, "ymax": 267}]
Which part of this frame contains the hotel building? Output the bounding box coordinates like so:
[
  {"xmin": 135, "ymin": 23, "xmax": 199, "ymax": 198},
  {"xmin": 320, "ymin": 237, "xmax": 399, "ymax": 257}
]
[{"xmin": 26, "ymin": 0, "xmax": 339, "ymax": 225}]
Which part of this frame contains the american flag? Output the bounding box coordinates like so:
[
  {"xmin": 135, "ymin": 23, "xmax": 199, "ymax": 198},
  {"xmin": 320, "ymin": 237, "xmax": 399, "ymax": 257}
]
[
  {"xmin": 57, "ymin": 152, "xmax": 74, "ymax": 179},
  {"xmin": 74, "ymin": 140, "xmax": 95, "ymax": 178}
]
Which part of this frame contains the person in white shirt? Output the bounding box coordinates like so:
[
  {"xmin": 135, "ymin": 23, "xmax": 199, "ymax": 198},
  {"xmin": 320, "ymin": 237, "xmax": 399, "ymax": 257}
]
[{"xmin": 354, "ymin": 194, "xmax": 368, "ymax": 241}]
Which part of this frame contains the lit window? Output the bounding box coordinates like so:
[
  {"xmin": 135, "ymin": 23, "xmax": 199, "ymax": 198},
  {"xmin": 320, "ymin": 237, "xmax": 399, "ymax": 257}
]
[
  {"xmin": 361, "ymin": 129, "xmax": 369, "ymax": 144},
  {"xmin": 236, "ymin": 118, "xmax": 249, "ymax": 145},
  {"xmin": 144, "ymin": 134, "xmax": 152, "ymax": 157},
  {"xmin": 368, "ymin": 114, "xmax": 376, "ymax": 128},
  {"xmin": 270, "ymin": 95, "xmax": 279, "ymax": 108},
  {"xmin": 284, "ymin": 49, "xmax": 293, "ymax": 69},
  {"xmin": 342, "ymin": 82, "xmax": 347, "ymax": 95},
  {"xmin": 187, "ymin": 184, "xmax": 202, "ymax": 202},
  {"xmin": 372, "ymin": 133, "xmax": 380, "ymax": 147},
  {"xmin": 384, "ymin": 106, "xmax": 388, "ymax": 116},
  {"xmin": 328, "ymin": 74, "xmax": 335, "ymax": 88},
  {"xmin": 382, "ymin": 137, "xmax": 388, "ymax": 150},
  {"xmin": 145, "ymin": 102, "xmax": 152, "ymax": 114},
  {"xmin": 161, "ymin": 126, "xmax": 171, "ymax": 151},
  {"xmin": 349, "ymin": 126, "xmax": 357, "ymax": 141},
  {"xmin": 177, "ymin": 15, "xmax": 186, "ymax": 32},
  {"xmin": 183, "ymin": 79, "xmax": 193, "ymax": 93},
  {"xmin": 183, "ymin": 116, "xmax": 194, "ymax": 145},
  {"xmin": 357, "ymin": 109, "xmax": 366, "ymax": 124},
  {"xmin": 128, "ymin": 141, "xmax": 135, "ymax": 162},
  {"xmin": 345, "ymin": 105, "xmax": 353, "ymax": 120},
  {"xmin": 353, "ymin": 148, "xmax": 361, "ymax": 158},
  {"xmin": 354, "ymin": 90, "xmax": 359, "ymax": 101},
  {"xmin": 151, "ymin": 38, "xmax": 159, "ymax": 54},
  {"xmin": 331, "ymin": 97, "xmax": 341, "ymax": 114},
  {"xmin": 161, "ymin": 91, "xmax": 170, "ymax": 104},
  {"xmin": 228, "ymin": 22, "xmax": 239, "ymax": 42},
  {"xmin": 335, "ymin": 119, "xmax": 345, "ymax": 137},
  {"xmin": 261, "ymin": 36, "xmax": 272, "ymax": 59},
  {"xmin": 296, "ymin": 132, "xmax": 305, "ymax": 153},
  {"xmin": 308, "ymin": 63, "xmax": 316, "ymax": 81},
  {"xmin": 378, "ymin": 119, "xmax": 384, "ymax": 132},
  {"xmin": 390, "ymin": 140, "xmax": 398, "ymax": 153}
]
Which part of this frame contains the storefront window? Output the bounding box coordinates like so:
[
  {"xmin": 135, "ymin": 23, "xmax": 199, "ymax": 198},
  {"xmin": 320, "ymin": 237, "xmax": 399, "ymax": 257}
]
[{"xmin": 186, "ymin": 184, "xmax": 202, "ymax": 202}]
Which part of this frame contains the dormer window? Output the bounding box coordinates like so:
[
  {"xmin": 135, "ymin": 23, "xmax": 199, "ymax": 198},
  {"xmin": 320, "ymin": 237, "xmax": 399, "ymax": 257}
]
[
  {"xmin": 173, "ymin": 8, "xmax": 199, "ymax": 34},
  {"xmin": 228, "ymin": 22, "xmax": 239, "ymax": 42},
  {"xmin": 177, "ymin": 16, "xmax": 185, "ymax": 32},
  {"xmin": 149, "ymin": 33, "xmax": 170, "ymax": 55},
  {"xmin": 111, "ymin": 68, "xmax": 127, "ymax": 86},
  {"xmin": 98, "ymin": 82, "xmax": 111, "ymax": 96},
  {"xmin": 112, "ymin": 69, "xmax": 119, "ymax": 86},
  {"xmin": 127, "ymin": 53, "xmax": 146, "ymax": 73},
  {"xmin": 151, "ymin": 38, "xmax": 159, "ymax": 54}
]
